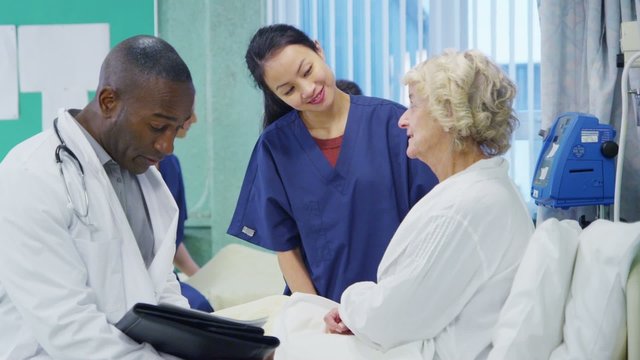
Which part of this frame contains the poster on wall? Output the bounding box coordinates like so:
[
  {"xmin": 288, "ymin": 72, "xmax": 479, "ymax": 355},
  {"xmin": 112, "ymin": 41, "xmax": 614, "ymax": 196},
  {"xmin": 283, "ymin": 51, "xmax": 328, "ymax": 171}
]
[
  {"xmin": 0, "ymin": 0, "xmax": 155, "ymax": 160},
  {"xmin": 0, "ymin": 25, "xmax": 18, "ymax": 120}
]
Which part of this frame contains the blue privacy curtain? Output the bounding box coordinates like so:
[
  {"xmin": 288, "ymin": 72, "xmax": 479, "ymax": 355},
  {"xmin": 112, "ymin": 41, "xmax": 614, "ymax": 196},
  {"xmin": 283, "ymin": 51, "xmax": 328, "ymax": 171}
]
[{"xmin": 537, "ymin": 0, "xmax": 640, "ymax": 223}]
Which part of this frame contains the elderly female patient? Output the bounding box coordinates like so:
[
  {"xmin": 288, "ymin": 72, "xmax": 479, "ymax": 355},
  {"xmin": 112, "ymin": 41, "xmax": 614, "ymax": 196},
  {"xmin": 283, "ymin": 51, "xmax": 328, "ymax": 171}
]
[{"xmin": 273, "ymin": 49, "xmax": 534, "ymax": 360}]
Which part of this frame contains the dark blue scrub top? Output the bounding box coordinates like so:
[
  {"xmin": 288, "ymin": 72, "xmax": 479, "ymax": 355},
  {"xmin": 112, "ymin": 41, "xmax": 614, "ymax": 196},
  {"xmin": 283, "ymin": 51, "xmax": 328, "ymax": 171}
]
[{"xmin": 228, "ymin": 95, "xmax": 438, "ymax": 302}]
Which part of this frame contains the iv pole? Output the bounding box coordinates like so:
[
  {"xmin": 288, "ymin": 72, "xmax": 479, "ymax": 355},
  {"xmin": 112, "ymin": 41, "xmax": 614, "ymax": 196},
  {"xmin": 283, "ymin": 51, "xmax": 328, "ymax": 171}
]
[{"xmin": 615, "ymin": 51, "xmax": 640, "ymax": 222}]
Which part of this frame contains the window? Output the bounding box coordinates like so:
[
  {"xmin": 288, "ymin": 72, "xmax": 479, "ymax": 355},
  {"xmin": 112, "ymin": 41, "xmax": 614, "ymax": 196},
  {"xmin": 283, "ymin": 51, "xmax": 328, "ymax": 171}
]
[
  {"xmin": 266, "ymin": 0, "xmax": 428, "ymax": 101},
  {"xmin": 466, "ymin": 0, "xmax": 542, "ymax": 203}
]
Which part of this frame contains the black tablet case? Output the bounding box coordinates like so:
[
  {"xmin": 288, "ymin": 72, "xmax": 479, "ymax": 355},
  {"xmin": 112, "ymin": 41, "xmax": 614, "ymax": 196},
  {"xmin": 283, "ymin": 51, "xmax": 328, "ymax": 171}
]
[{"xmin": 116, "ymin": 303, "xmax": 279, "ymax": 360}]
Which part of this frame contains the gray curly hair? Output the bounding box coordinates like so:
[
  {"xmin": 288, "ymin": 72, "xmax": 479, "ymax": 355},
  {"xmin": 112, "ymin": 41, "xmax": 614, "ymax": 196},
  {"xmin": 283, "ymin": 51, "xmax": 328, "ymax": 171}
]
[{"xmin": 403, "ymin": 49, "xmax": 518, "ymax": 156}]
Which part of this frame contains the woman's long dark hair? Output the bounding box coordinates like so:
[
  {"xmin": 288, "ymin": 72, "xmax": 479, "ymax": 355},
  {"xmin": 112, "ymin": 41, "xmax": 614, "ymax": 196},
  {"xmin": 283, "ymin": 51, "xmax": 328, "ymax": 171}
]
[{"xmin": 245, "ymin": 24, "xmax": 318, "ymax": 129}]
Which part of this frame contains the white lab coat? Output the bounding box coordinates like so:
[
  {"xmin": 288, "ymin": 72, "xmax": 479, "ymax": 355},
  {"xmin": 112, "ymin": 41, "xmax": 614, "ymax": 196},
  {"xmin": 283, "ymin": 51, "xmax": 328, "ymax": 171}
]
[
  {"xmin": 273, "ymin": 157, "xmax": 534, "ymax": 360},
  {"xmin": 0, "ymin": 109, "xmax": 189, "ymax": 359}
]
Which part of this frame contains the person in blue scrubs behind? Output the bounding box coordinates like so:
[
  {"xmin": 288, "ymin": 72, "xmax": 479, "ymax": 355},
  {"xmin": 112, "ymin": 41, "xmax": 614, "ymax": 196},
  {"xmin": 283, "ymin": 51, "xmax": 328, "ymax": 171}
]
[
  {"xmin": 228, "ymin": 24, "xmax": 438, "ymax": 303},
  {"xmin": 335, "ymin": 79, "xmax": 362, "ymax": 96},
  {"xmin": 158, "ymin": 112, "xmax": 214, "ymax": 313}
]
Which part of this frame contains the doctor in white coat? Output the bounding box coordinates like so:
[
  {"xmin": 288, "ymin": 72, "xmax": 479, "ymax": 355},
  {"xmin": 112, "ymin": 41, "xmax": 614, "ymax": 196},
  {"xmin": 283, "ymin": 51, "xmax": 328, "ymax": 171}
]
[
  {"xmin": 0, "ymin": 35, "xmax": 195, "ymax": 359},
  {"xmin": 273, "ymin": 49, "xmax": 534, "ymax": 360}
]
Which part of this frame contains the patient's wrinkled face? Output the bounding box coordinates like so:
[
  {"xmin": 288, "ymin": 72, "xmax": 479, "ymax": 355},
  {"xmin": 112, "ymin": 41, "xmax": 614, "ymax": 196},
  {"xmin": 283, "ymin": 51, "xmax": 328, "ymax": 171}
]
[{"xmin": 398, "ymin": 85, "xmax": 450, "ymax": 165}]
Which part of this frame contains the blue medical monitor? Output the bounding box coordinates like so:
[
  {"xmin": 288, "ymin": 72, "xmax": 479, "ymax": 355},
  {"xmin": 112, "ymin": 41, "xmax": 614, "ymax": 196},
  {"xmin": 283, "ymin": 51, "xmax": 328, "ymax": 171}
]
[{"xmin": 531, "ymin": 112, "xmax": 617, "ymax": 209}]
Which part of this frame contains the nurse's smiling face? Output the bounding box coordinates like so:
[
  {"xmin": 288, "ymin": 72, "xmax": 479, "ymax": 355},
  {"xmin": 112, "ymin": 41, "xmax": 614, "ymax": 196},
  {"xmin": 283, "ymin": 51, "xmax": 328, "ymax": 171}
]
[
  {"xmin": 262, "ymin": 44, "xmax": 337, "ymax": 113},
  {"xmin": 398, "ymin": 84, "xmax": 451, "ymax": 166}
]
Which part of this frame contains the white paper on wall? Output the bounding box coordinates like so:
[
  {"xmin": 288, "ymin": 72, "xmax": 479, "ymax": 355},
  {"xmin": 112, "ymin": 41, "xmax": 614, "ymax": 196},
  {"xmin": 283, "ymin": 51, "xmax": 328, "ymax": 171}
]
[
  {"xmin": 0, "ymin": 25, "xmax": 19, "ymax": 120},
  {"xmin": 18, "ymin": 23, "xmax": 109, "ymax": 130}
]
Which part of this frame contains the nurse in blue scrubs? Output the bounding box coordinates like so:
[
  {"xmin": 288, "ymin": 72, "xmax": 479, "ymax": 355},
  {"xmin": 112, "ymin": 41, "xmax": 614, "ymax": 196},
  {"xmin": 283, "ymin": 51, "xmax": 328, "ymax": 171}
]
[{"xmin": 228, "ymin": 24, "xmax": 438, "ymax": 302}]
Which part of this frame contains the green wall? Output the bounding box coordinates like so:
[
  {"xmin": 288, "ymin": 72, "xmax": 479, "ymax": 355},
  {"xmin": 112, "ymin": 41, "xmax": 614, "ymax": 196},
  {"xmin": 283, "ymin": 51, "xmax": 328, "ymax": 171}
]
[
  {"xmin": 0, "ymin": 0, "xmax": 154, "ymax": 158},
  {"xmin": 158, "ymin": 0, "xmax": 265, "ymax": 264}
]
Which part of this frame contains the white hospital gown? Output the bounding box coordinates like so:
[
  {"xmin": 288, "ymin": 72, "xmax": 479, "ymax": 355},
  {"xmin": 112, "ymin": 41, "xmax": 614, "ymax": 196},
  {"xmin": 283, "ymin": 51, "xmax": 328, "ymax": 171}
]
[{"xmin": 274, "ymin": 157, "xmax": 534, "ymax": 360}]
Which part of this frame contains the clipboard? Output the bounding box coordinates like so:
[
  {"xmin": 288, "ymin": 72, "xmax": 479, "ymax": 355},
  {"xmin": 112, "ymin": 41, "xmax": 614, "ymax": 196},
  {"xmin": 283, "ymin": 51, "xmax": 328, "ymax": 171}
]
[{"xmin": 116, "ymin": 303, "xmax": 279, "ymax": 360}]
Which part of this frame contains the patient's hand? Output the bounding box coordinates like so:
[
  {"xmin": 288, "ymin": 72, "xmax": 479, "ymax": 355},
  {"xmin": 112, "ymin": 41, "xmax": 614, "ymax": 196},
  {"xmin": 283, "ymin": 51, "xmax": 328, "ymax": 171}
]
[{"xmin": 324, "ymin": 307, "xmax": 353, "ymax": 335}]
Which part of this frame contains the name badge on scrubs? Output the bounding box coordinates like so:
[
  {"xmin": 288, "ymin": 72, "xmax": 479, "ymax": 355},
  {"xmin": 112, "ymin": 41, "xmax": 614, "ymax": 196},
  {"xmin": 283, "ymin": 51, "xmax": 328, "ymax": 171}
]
[{"xmin": 242, "ymin": 226, "xmax": 255, "ymax": 237}]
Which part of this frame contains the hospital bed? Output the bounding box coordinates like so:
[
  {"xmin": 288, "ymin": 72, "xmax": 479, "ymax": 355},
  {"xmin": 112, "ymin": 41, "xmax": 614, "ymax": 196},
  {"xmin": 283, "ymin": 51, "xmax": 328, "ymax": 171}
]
[{"xmin": 184, "ymin": 230, "xmax": 640, "ymax": 358}]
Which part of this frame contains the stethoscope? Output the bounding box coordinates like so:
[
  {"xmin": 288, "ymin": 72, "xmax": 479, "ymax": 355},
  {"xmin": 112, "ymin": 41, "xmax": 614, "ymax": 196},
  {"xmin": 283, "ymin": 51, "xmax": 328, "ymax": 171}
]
[{"xmin": 54, "ymin": 117, "xmax": 91, "ymax": 223}]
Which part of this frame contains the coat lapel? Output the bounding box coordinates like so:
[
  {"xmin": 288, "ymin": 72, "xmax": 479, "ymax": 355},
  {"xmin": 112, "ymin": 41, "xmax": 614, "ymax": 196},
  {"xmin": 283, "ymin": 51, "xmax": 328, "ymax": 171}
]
[{"xmin": 138, "ymin": 169, "xmax": 179, "ymax": 291}]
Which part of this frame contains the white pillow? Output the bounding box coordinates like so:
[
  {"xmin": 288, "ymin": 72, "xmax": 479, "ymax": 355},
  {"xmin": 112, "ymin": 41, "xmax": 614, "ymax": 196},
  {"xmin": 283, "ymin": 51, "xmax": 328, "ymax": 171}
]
[
  {"xmin": 550, "ymin": 220, "xmax": 640, "ymax": 360},
  {"xmin": 185, "ymin": 244, "xmax": 286, "ymax": 310},
  {"xmin": 488, "ymin": 218, "xmax": 581, "ymax": 360}
]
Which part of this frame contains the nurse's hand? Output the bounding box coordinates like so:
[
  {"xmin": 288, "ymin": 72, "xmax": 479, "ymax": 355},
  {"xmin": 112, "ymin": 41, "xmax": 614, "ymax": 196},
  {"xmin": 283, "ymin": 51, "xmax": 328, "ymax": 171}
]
[{"xmin": 324, "ymin": 307, "xmax": 353, "ymax": 335}]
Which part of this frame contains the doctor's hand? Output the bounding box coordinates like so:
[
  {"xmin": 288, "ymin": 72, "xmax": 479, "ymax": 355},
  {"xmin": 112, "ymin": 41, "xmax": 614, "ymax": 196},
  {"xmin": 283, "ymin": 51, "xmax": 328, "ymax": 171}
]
[{"xmin": 324, "ymin": 307, "xmax": 353, "ymax": 335}]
